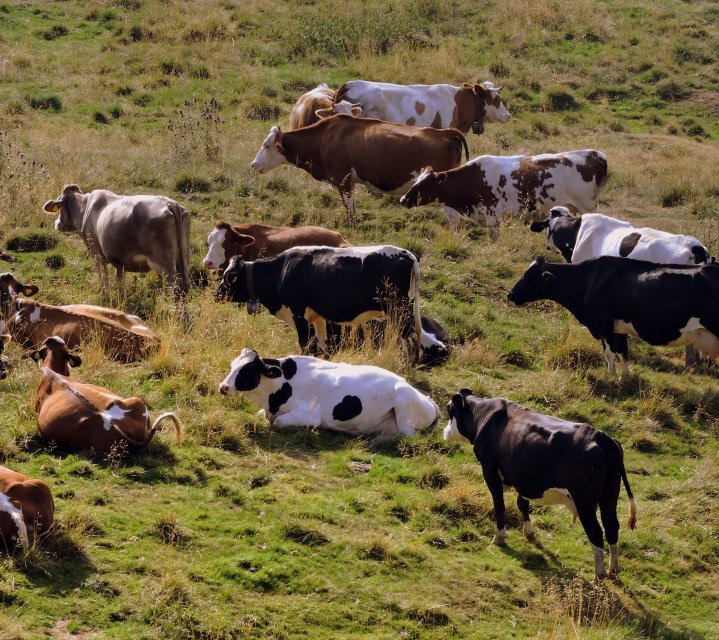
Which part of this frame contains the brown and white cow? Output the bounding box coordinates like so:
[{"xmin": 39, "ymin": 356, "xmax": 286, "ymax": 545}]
[
  {"xmin": 202, "ymin": 221, "xmax": 350, "ymax": 270},
  {"xmin": 11, "ymin": 299, "xmax": 159, "ymax": 363},
  {"xmin": 400, "ymin": 150, "xmax": 608, "ymax": 236},
  {"xmin": 43, "ymin": 185, "xmax": 191, "ymax": 298},
  {"xmin": 0, "ymin": 465, "xmax": 54, "ymax": 552},
  {"xmin": 35, "ymin": 336, "xmax": 182, "ymax": 455},
  {"xmin": 334, "ymin": 80, "xmax": 509, "ymax": 134},
  {"xmin": 251, "ymin": 115, "xmax": 469, "ymax": 217},
  {"xmin": 289, "ymin": 83, "xmax": 362, "ymax": 129}
]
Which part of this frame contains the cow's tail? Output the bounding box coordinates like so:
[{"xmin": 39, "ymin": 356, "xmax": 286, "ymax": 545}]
[
  {"xmin": 171, "ymin": 202, "xmax": 191, "ymax": 297},
  {"xmin": 449, "ymin": 129, "xmax": 469, "ymax": 163},
  {"xmin": 606, "ymin": 437, "xmax": 637, "ymax": 529},
  {"xmin": 147, "ymin": 412, "xmax": 184, "ymax": 445},
  {"xmin": 333, "ymin": 83, "xmax": 350, "ymax": 105}
]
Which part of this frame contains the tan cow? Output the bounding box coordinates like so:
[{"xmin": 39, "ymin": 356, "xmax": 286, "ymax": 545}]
[
  {"xmin": 334, "ymin": 80, "xmax": 509, "ymax": 134},
  {"xmin": 0, "ymin": 465, "xmax": 54, "ymax": 552},
  {"xmin": 0, "ymin": 272, "xmax": 38, "ymax": 332},
  {"xmin": 289, "ymin": 84, "xmax": 361, "ymax": 129},
  {"xmin": 43, "ymin": 185, "xmax": 191, "ymax": 298},
  {"xmin": 251, "ymin": 115, "xmax": 469, "ymax": 217},
  {"xmin": 35, "ymin": 336, "xmax": 182, "ymax": 455},
  {"xmin": 202, "ymin": 221, "xmax": 350, "ymax": 270}
]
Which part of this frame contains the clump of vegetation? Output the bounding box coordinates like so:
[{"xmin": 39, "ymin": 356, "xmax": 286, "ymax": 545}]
[
  {"xmin": 28, "ymin": 95, "xmax": 62, "ymax": 111},
  {"xmin": 93, "ymin": 111, "xmax": 110, "ymax": 125},
  {"xmin": 44, "ymin": 254, "xmax": 65, "ymax": 270},
  {"xmin": 6, "ymin": 232, "xmax": 57, "ymax": 252},
  {"xmin": 244, "ymin": 98, "xmax": 282, "ymax": 121},
  {"xmin": 175, "ymin": 174, "xmax": 211, "ymax": 193},
  {"xmin": 152, "ymin": 514, "xmax": 192, "ymax": 548},
  {"xmin": 38, "ymin": 24, "xmax": 69, "ymax": 40},
  {"xmin": 283, "ymin": 522, "xmax": 329, "ymax": 546},
  {"xmin": 545, "ymin": 88, "xmax": 580, "ymax": 111},
  {"xmin": 419, "ymin": 467, "xmax": 450, "ymax": 490}
]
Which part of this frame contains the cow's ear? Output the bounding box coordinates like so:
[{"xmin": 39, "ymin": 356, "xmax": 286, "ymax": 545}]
[
  {"xmin": 257, "ymin": 358, "xmax": 282, "ymax": 379},
  {"xmin": 43, "ymin": 199, "xmax": 61, "ymax": 214},
  {"xmin": 350, "ymin": 106, "xmax": 362, "ymax": 116},
  {"xmin": 459, "ymin": 388, "xmax": 473, "ymax": 397},
  {"xmin": 69, "ymin": 353, "xmax": 82, "ymax": 368},
  {"xmin": 37, "ymin": 347, "xmax": 48, "ymax": 361},
  {"xmin": 451, "ymin": 393, "xmax": 465, "ymax": 411},
  {"xmin": 22, "ymin": 284, "xmax": 39, "ymax": 297},
  {"xmin": 530, "ymin": 220, "xmax": 549, "ymax": 233},
  {"xmin": 541, "ymin": 271, "xmax": 555, "ymax": 284},
  {"xmin": 234, "ymin": 233, "xmax": 256, "ymax": 248},
  {"xmin": 437, "ymin": 172, "xmax": 448, "ymax": 185},
  {"xmin": 0, "ymin": 334, "xmax": 10, "ymax": 346},
  {"xmin": 473, "ymin": 83, "xmax": 483, "ymax": 94},
  {"xmin": 535, "ymin": 255, "xmax": 546, "ymax": 265},
  {"xmin": 315, "ymin": 107, "xmax": 333, "ymax": 119}
]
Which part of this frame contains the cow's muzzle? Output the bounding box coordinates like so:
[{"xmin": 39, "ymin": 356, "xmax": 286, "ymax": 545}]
[
  {"xmin": 472, "ymin": 120, "xmax": 484, "ymax": 135},
  {"xmin": 214, "ymin": 281, "xmax": 230, "ymax": 302},
  {"xmin": 399, "ymin": 194, "xmax": 414, "ymax": 208}
]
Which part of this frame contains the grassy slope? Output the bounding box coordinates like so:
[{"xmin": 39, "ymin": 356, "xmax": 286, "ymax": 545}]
[{"xmin": 1, "ymin": 1, "xmax": 719, "ymax": 638}]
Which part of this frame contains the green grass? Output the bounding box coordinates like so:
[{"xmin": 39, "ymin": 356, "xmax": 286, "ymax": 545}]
[{"xmin": 1, "ymin": 0, "xmax": 719, "ymax": 638}]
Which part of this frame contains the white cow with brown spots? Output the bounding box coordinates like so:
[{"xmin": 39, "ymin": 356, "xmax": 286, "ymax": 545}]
[{"xmin": 334, "ymin": 80, "xmax": 509, "ymax": 134}]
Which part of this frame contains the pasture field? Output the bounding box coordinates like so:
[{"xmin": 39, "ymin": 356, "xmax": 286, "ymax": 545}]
[{"xmin": 1, "ymin": 0, "xmax": 719, "ymax": 638}]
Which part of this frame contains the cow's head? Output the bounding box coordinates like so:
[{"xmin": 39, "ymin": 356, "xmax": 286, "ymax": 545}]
[
  {"xmin": 216, "ymin": 257, "xmax": 260, "ymax": 314},
  {"xmin": 444, "ymin": 388, "xmax": 476, "ymax": 441},
  {"xmin": 251, "ymin": 126, "xmax": 286, "ymax": 174},
  {"xmin": 507, "ymin": 256, "xmax": 556, "ymax": 305},
  {"xmin": 218, "ymin": 348, "xmax": 282, "ymax": 396},
  {"xmin": 399, "ymin": 167, "xmax": 446, "ymax": 208},
  {"xmin": 0, "ymin": 272, "xmax": 39, "ymax": 328},
  {"xmin": 529, "ymin": 207, "xmax": 579, "ymax": 262},
  {"xmin": 43, "ymin": 184, "xmax": 84, "ymax": 232},
  {"xmin": 315, "ymin": 101, "xmax": 362, "ymax": 120},
  {"xmin": 0, "ymin": 333, "xmax": 10, "ymax": 380},
  {"xmin": 461, "ymin": 82, "xmax": 510, "ymax": 134},
  {"xmin": 203, "ymin": 222, "xmax": 255, "ymax": 270},
  {"xmin": 37, "ymin": 336, "xmax": 82, "ymax": 376}
]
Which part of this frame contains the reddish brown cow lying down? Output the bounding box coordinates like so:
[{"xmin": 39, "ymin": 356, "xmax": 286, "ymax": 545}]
[
  {"xmin": 35, "ymin": 337, "xmax": 183, "ymax": 455},
  {"xmin": 0, "ymin": 465, "xmax": 54, "ymax": 552}
]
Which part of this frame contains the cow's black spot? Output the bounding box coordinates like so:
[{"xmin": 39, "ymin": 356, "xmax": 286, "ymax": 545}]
[
  {"xmin": 234, "ymin": 366, "xmax": 261, "ymax": 392},
  {"xmin": 332, "ymin": 395, "xmax": 363, "ymax": 421},
  {"xmin": 281, "ymin": 357, "xmax": 297, "ymax": 380},
  {"xmin": 269, "ymin": 382, "xmax": 293, "ymax": 415},
  {"xmin": 619, "ymin": 232, "xmax": 641, "ymax": 257},
  {"xmin": 691, "ymin": 244, "xmax": 709, "ymax": 264}
]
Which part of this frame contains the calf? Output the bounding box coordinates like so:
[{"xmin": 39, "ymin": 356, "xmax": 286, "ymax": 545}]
[
  {"xmin": 43, "ymin": 184, "xmax": 190, "ymax": 298},
  {"xmin": 9, "ymin": 297, "xmax": 159, "ymax": 363},
  {"xmin": 202, "ymin": 221, "xmax": 350, "ymax": 270},
  {"xmin": 531, "ymin": 207, "xmax": 711, "ymax": 265},
  {"xmin": 334, "ymin": 80, "xmax": 509, "ymax": 134},
  {"xmin": 251, "ymin": 115, "xmax": 468, "ymax": 217},
  {"xmin": 216, "ymin": 245, "xmax": 423, "ymax": 361},
  {"xmin": 399, "ymin": 150, "xmax": 608, "ymax": 235},
  {"xmin": 508, "ymin": 256, "xmax": 719, "ymax": 375},
  {"xmin": 445, "ymin": 390, "xmax": 636, "ymax": 578},
  {"xmin": 0, "ymin": 465, "xmax": 54, "ymax": 552},
  {"xmin": 219, "ymin": 349, "xmax": 440, "ymax": 447},
  {"xmin": 0, "ymin": 334, "xmax": 10, "ymax": 380},
  {"xmin": 1, "ymin": 272, "xmax": 38, "ymax": 332},
  {"xmin": 35, "ymin": 336, "xmax": 183, "ymax": 454}
]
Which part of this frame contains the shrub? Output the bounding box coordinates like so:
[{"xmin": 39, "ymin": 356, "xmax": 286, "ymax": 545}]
[
  {"xmin": 190, "ymin": 65, "xmax": 210, "ymax": 79},
  {"xmin": 152, "ymin": 514, "xmax": 191, "ymax": 547},
  {"xmin": 44, "ymin": 254, "xmax": 65, "ymax": 270},
  {"xmin": 655, "ymin": 80, "xmax": 689, "ymax": 101},
  {"xmin": 175, "ymin": 175, "xmax": 211, "ymax": 193},
  {"xmin": 93, "ymin": 111, "xmax": 109, "ymax": 124},
  {"xmin": 245, "ymin": 99, "xmax": 281, "ymax": 121},
  {"xmin": 116, "ymin": 85, "xmax": 133, "ymax": 96},
  {"xmin": 133, "ymin": 93, "xmax": 151, "ymax": 106},
  {"xmin": 109, "ymin": 105, "xmax": 123, "ymax": 119},
  {"xmin": 661, "ymin": 185, "xmax": 690, "ymax": 208},
  {"xmin": 6, "ymin": 233, "xmax": 57, "ymax": 252},
  {"xmin": 283, "ymin": 523, "xmax": 329, "ymax": 546},
  {"xmin": 545, "ymin": 88, "xmax": 579, "ymax": 111},
  {"xmin": 29, "ymin": 94, "xmax": 62, "ymax": 111},
  {"xmin": 160, "ymin": 60, "xmax": 184, "ymax": 76},
  {"xmin": 39, "ymin": 25, "xmax": 69, "ymax": 40}
]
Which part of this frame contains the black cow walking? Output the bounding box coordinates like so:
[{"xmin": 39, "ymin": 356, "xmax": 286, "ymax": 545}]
[
  {"xmin": 216, "ymin": 245, "xmax": 422, "ymax": 361},
  {"xmin": 445, "ymin": 390, "xmax": 637, "ymax": 578},
  {"xmin": 508, "ymin": 256, "xmax": 719, "ymax": 375}
]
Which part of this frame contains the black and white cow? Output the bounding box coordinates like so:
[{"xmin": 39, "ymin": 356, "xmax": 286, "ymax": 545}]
[
  {"xmin": 0, "ymin": 334, "xmax": 10, "ymax": 380},
  {"xmin": 216, "ymin": 245, "xmax": 423, "ymax": 361},
  {"xmin": 218, "ymin": 349, "xmax": 440, "ymax": 447},
  {"xmin": 530, "ymin": 207, "xmax": 711, "ymax": 265},
  {"xmin": 508, "ymin": 256, "xmax": 719, "ymax": 375},
  {"xmin": 445, "ymin": 390, "xmax": 637, "ymax": 578}
]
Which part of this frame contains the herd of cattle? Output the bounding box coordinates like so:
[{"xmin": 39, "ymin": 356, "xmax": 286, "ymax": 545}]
[{"xmin": 1, "ymin": 77, "xmax": 717, "ymax": 580}]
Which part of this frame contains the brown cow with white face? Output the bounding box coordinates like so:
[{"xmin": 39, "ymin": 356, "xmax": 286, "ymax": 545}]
[
  {"xmin": 202, "ymin": 221, "xmax": 350, "ymax": 270},
  {"xmin": 35, "ymin": 336, "xmax": 183, "ymax": 454},
  {"xmin": 0, "ymin": 466, "xmax": 54, "ymax": 552},
  {"xmin": 334, "ymin": 80, "xmax": 509, "ymax": 134},
  {"xmin": 43, "ymin": 185, "xmax": 191, "ymax": 298},
  {"xmin": 251, "ymin": 115, "xmax": 469, "ymax": 217},
  {"xmin": 289, "ymin": 83, "xmax": 362, "ymax": 129}
]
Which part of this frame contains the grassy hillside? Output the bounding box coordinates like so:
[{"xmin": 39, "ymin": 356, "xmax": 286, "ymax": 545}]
[{"xmin": 1, "ymin": 1, "xmax": 719, "ymax": 638}]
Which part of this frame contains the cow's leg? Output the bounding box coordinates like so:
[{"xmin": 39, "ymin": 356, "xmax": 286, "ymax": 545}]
[
  {"xmin": 599, "ymin": 475, "xmax": 622, "ymax": 575},
  {"xmin": 614, "ymin": 334, "xmax": 630, "ymax": 377},
  {"xmin": 442, "ymin": 205, "xmax": 461, "ymax": 230},
  {"xmin": 114, "ymin": 265, "xmax": 126, "ymax": 300},
  {"xmin": 481, "ymin": 463, "xmax": 507, "ymax": 545},
  {"xmin": 293, "ymin": 315, "xmax": 312, "ymax": 354},
  {"xmin": 271, "ymin": 406, "xmax": 321, "ymax": 430},
  {"xmin": 484, "ymin": 211, "xmax": 500, "ymax": 240},
  {"xmin": 369, "ymin": 411, "xmax": 400, "ymax": 449},
  {"xmin": 517, "ymin": 495, "xmax": 534, "ymax": 538},
  {"xmin": 575, "ymin": 498, "xmax": 607, "ymax": 579},
  {"xmin": 601, "ymin": 340, "xmax": 616, "ymax": 375},
  {"xmin": 93, "ymin": 254, "xmax": 110, "ymax": 292}
]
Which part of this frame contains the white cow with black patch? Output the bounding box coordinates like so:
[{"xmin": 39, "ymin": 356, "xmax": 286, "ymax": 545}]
[
  {"xmin": 218, "ymin": 349, "xmax": 440, "ymax": 447},
  {"xmin": 531, "ymin": 207, "xmax": 711, "ymax": 265}
]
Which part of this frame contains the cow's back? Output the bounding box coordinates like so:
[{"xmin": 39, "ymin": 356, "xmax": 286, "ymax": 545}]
[
  {"xmin": 235, "ymin": 223, "xmax": 349, "ymax": 261},
  {"xmin": 289, "ymin": 84, "xmax": 335, "ymax": 130}
]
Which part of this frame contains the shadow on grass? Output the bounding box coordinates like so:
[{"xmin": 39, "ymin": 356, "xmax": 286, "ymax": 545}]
[{"xmin": 12, "ymin": 523, "xmax": 94, "ymax": 593}]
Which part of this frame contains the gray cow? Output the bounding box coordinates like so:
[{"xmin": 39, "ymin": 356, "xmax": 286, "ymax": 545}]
[{"xmin": 43, "ymin": 184, "xmax": 190, "ymax": 298}]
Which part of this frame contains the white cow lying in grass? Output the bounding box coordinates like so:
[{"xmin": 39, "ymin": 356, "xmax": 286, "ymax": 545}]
[
  {"xmin": 530, "ymin": 206, "xmax": 711, "ymax": 265},
  {"xmin": 218, "ymin": 349, "xmax": 440, "ymax": 447}
]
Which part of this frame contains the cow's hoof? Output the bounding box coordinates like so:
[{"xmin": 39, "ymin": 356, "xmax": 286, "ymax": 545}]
[
  {"xmin": 594, "ymin": 572, "xmax": 608, "ymax": 581},
  {"xmin": 492, "ymin": 534, "xmax": 507, "ymax": 546}
]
